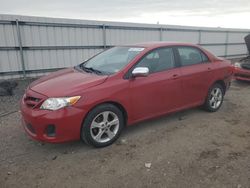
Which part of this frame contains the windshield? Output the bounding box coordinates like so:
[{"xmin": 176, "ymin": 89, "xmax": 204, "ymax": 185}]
[{"xmin": 81, "ymin": 47, "xmax": 145, "ymax": 74}]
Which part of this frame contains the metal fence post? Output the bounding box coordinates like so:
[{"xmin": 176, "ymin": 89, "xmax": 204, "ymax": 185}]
[
  {"xmin": 159, "ymin": 27, "xmax": 163, "ymax": 41},
  {"xmin": 102, "ymin": 24, "xmax": 106, "ymax": 49},
  {"xmin": 225, "ymin": 31, "xmax": 229, "ymax": 58},
  {"xmin": 15, "ymin": 19, "xmax": 26, "ymax": 78},
  {"xmin": 198, "ymin": 30, "xmax": 201, "ymax": 44}
]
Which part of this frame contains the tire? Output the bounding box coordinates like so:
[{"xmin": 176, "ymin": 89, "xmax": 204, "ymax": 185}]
[
  {"xmin": 81, "ymin": 104, "xmax": 124, "ymax": 147},
  {"xmin": 203, "ymin": 83, "xmax": 224, "ymax": 112}
]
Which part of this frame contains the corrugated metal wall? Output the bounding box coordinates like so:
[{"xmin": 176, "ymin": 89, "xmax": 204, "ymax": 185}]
[{"xmin": 0, "ymin": 14, "xmax": 250, "ymax": 79}]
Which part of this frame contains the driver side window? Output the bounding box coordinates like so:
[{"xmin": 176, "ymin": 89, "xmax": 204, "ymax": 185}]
[{"xmin": 135, "ymin": 48, "xmax": 175, "ymax": 74}]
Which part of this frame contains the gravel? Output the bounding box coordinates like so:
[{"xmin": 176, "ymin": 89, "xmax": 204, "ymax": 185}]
[
  {"xmin": 0, "ymin": 78, "xmax": 250, "ymax": 188},
  {"xmin": 0, "ymin": 78, "xmax": 35, "ymax": 115}
]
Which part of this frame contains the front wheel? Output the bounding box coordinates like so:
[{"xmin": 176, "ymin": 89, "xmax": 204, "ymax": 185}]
[
  {"xmin": 203, "ymin": 83, "xmax": 224, "ymax": 112},
  {"xmin": 81, "ymin": 104, "xmax": 124, "ymax": 147}
]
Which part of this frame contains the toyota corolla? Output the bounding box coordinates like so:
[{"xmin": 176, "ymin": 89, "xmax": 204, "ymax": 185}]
[{"xmin": 20, "ymin": 42, "xmax": 233, "ymax": 147}]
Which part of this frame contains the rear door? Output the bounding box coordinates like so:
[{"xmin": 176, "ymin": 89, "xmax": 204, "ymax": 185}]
[
  {"xmin": 128, "ymin": 47, "xmax": 183, "ymax": 121},
  {"xmin": 176, "ymin": 46, "xmax": 212, "ymax": 107}
]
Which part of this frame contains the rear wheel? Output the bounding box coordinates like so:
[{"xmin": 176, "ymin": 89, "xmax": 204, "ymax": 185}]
[
  {"xmin": 204, "ymin": 83, "xmax": 224, "ymax": 112},
  {"xmin": 81, "ymin": 104, "xmax": 124, "ymax": 147}
]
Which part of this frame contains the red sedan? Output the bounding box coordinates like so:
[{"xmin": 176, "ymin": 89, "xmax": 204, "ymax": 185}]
[{"xmin": 20, "ymin": 42, "xmax": 233, "ymax": 147}]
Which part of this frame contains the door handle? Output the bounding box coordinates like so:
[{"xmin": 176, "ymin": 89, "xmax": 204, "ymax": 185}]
[
  {"xmin": 208, "ymin": 67, "xmax": 212, "ymax": 71},
  {"xmin": 172, "ymin": 74, "xmax": 179, "ymax": 80}
]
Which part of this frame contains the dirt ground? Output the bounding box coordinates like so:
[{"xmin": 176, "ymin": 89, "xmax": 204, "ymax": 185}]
[{"xmin": 0, "ymin": 78, "xmax": 250, "ymax": 188}]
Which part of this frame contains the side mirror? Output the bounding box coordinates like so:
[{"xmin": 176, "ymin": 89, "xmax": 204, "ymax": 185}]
[{"xmin": 132, "ymin": 67, "xmax": 149, "ymax": 77}]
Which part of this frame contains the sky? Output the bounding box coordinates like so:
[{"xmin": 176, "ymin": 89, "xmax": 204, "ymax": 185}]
[{"xmin": 0, "ymin": 0, "xmax": 250, "ymax": 29}]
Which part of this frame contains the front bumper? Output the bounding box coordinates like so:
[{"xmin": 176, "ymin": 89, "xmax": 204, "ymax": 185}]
[
  {"xmin": 234, "ymin": 67, "xmax": 250, "ymax": 81},
  {"xmin": 20, "ymin": 90, "xmax": 87, "ymax": 143}
]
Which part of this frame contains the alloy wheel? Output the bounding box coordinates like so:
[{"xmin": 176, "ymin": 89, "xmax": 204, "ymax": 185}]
[
  {"xmin": 209, "ymin": 87, "xmax": 223, "ymax": 109},
  {"xmin": 90, "ymin": 111, "xmax": 120, "ymax": 143}
]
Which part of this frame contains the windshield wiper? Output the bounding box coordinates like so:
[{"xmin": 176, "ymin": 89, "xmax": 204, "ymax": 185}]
[{"xmin": 80, "ymin": 64, "xmax": 103, "ymax": 75}]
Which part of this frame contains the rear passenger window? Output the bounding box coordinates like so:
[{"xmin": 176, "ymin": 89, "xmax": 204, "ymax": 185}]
[{"xmin": 178, "ymin": 47, "xmax": 208, "ymax": 66}]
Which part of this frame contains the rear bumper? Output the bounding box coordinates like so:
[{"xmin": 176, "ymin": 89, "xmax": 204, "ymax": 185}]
[
  {"xmin": 234, "ymin": 68, "xmax": 250, "ymax": 81},
  {"xmin": 20, "ymin": 94, "xmax": 87, "ymax": 143}
]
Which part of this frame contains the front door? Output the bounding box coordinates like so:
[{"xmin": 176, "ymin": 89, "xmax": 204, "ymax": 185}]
[{"xmin": 129, "ymin": 47, "xmax": 183, "ymax": 122}]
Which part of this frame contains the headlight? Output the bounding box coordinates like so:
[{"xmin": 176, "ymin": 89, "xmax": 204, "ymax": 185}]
[
  {"xmin": 234, "ymin": 62, "xmax": 242, "ymax": 68},
  {"xmin": 40, "ymin": 96, "xmax": 81, "ymax": 111}
]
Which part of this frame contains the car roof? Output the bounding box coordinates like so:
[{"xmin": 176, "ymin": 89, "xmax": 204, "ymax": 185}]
[
  {"xmin": 122, "ymin": 41, "xmax": 219, "ymax": 61},
  {"xmin": 126, "ymin": 41, "xmax": 200, "ymax": 49}
]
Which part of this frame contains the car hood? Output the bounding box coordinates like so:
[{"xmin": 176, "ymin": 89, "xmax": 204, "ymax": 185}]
[{"xmin": 29, "ymin": 68, "xmax": 108, "ymax": 97}]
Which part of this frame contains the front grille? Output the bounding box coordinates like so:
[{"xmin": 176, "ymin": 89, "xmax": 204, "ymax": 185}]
[
  {"xmin": 23, "ymin": 89, "xmax": 46, "ymax": 109},
  {"xmin": 24, "ymin": 95, "xmax": 41, "ymax": 108}
]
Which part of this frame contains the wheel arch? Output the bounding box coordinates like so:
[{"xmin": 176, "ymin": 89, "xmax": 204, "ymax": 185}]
[
  {"xmin": 82, "ymin": 101, "xmax": 128, "ymax": 126},
  {"xmin": 203, "ymin": 79, "xmax": 225, "ymax": 112},
  {"xmin": 213, "ymin": 80, "xmax": 226, "ymax": 94},
  {"xmin": 204, "ymin": 79, "xmax": 226, "ymax": 104}
]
